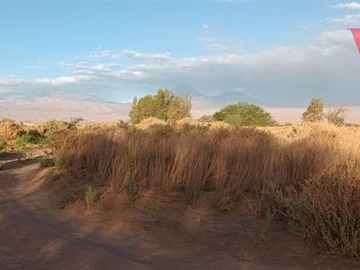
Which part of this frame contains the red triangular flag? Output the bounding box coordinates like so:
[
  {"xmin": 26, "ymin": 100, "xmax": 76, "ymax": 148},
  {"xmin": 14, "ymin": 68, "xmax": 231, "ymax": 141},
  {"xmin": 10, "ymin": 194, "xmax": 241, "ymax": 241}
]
[{"xmin": 350, "ymin": 28, "xmax": 360, "ymax": 55}]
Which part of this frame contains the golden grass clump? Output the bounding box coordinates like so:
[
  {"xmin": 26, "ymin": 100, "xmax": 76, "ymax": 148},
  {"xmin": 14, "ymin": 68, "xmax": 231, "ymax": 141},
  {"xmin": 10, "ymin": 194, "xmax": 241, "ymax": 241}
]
[
  {"xmin": 137, "ymin": 117, "xmax": 168, "ymax": 130},
  {"xmin": 0, "ymin": 119, "xmax": 23, "ymax": 140},
  {"xmin": 272, "ymin": 167, "xmax": 360, "ymax": 258},
  {"xmin": 209, "ymin": 121, "xmax": 232, "ymax": 131},
  {"xmin": 53, "ymin": 123, "xmax": 360, "ymax": 258},
  {"xmin": 175, "ymin": 117, "xmax": 205, "ymax": 127},
  {"xmin": 36, "ymin": 120, "xmax": 70, "ymax": 137}
]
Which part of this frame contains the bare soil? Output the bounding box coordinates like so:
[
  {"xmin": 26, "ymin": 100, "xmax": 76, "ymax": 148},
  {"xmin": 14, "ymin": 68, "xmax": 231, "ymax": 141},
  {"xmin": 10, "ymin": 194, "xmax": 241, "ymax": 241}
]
[{"xmin": 1, "ymin": 150, "xmax": 360, "ymax": 269}]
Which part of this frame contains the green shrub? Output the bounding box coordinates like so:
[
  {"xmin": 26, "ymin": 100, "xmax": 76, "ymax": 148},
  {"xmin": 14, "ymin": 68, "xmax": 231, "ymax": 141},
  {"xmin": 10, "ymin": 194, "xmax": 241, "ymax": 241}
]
[
  {"xmin": 39, "ymin": 158, "xmax": 55, "ymax": 168},
  {"xmin": 55, "ymin": 155, "xmax": 66, "ymax": 169},
  {"xmin": 0, "ymin": 140, "xmax": 7, "ymax": 151},
  {"xmin": 15, "ymin": 134, "xmax": 43, "ymax": 146},
  {"xmin": 213, "ymin": 102, "xmax": 277, "ymax": 127},
  {"xmin": 129, "ymin": 89, "xmax": 191, "ymax": 124}
]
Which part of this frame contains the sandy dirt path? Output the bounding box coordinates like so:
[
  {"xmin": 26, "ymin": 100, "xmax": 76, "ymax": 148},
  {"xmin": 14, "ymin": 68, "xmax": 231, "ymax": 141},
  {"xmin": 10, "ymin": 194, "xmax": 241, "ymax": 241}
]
[
  {"xmin": 0, "ymin": 154, "xmax": 161, "ymax": 269},
  {"xmin": 1, "ymin": 152, "xmax": 360, "ymax": 269}
]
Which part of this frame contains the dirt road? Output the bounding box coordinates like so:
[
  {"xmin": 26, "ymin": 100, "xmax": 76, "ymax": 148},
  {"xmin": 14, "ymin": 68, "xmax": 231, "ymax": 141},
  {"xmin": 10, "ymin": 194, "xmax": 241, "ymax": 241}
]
[{"xmin": 1, "ymin": 152, "xmax": 359, "ymax": 269}]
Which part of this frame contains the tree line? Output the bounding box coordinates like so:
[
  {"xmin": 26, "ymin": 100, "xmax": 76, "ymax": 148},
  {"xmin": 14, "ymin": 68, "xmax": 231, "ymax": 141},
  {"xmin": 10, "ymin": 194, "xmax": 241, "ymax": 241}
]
[{"xmin": 129, "ymin": 89, "xmax": 348, "ymax": 126}]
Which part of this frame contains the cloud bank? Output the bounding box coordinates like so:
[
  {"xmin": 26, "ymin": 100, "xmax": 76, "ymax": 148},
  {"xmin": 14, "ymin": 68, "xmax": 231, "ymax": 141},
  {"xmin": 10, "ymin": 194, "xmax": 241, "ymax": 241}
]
[
  {"xmin": 333, "ymin": 2, "xmax": 360, "ymax": 10},
  {"xmin": 2, "ymin": 30, "xmax": 359, "ymax": 107}
]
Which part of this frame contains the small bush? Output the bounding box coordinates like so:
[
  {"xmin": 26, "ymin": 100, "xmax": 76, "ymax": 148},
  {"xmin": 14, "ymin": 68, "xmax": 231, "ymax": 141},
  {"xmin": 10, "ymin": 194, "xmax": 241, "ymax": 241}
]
[
  {"xmin": 15, "ymin": 134, "xmax": 43, "ymax": 146},
  {"xmin": 272, "ymin": 167, "xmax": 360, "ymax": 258},
  {"xmin": 122, "ymin": 170, "xmax": 138, "ymax": 204},
  {"xmin": 39, "ymin": 158, "xmax": 55, "ymax": 168},
  {"xmin": 0, "ymin": 140, "xmax": 7, "ymax": 151},
  {"xmin": 63, "ymin": 192, "xmax": 80, "ymax": 204},
  {"xmin": 84, "ymin": 185, "xmax": 98, "ymax": 209},
  {"xmin": 55, "ymin": 155, "xmax": 66, "ymax": 169},
  {"xmin": 36, "ymin": 120, "xmax": 70, "ymax": 138},
  {"xmin": 58, "ymin": 191, "xmax": 81, "ymax": 209},
  {"xmin": 213, "ymin": 102, "xmax": 277, "ymax": 126},
  {"xmin": 68, "ymin": 117, "xmax": 84, "ymax": 129}
]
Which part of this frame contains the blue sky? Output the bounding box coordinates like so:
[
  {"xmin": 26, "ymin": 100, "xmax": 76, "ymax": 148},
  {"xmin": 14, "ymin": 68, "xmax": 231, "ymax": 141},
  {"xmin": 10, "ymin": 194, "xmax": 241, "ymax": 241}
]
[
  {"xmin": 1, "ymin": 1, "xmax": 335, "ymax": 77},
  {"xmin": 1, "ymin": 1, "xmax": 360, "ymax": 122}
]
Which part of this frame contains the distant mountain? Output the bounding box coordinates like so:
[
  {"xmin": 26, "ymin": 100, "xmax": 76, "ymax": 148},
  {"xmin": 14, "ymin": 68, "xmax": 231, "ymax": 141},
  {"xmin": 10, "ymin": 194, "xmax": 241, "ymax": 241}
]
[
  {"xmin": 172, "ymin": 83, "xmax": 272, "ymax": 107},
  {"xmin": 209, "ymin": 91, "xmax": 264, "ymax": 105},
  {"xmin": 172, "ymin": 84, "xmax": 207, "ymax": 98},
  {"xmin": 0, "ymin": 95, "xmax": 131, "ymax": 124}
]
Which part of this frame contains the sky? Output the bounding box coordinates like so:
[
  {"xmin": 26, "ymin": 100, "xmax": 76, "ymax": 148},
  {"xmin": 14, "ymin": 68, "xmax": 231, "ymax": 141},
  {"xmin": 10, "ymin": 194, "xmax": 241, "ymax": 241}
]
[{"xmin": 1, "ymin": 1, "xmax": 360, "ymax": 123}]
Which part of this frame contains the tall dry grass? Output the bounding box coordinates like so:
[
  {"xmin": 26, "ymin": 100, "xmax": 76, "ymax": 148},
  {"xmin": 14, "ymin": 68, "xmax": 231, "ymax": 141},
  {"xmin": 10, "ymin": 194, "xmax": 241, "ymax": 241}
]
[{"xmin": 52, "ymin": 122, "xmax": 360, "ymax": 258}]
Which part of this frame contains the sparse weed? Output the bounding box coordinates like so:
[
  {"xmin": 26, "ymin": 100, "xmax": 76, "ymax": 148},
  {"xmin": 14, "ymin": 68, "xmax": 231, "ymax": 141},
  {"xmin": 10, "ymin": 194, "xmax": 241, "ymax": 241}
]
[
  {"xmin": 122, "ymin": 170, "xmax": 138, "ymax": 204},
  {"xmin": 62, "ymin": 192, "xmax": 80, "ymax": 206},
  {"xmin": 58, "ymin": 192, "xmax": 81, "ymax": 209},
  {"xmin": 84, "ymin": 185, "xmax": 98, "ymax": 209},
  {"xmin": 55, "ymin": 155, "xmax": 66, "ymax": 169}
]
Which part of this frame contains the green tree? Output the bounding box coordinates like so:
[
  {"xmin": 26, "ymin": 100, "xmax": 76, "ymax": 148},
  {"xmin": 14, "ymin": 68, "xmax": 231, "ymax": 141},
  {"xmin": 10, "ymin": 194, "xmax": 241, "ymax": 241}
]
[
  {"xmin": 129, "ymin": 89, "xmax": 191, "ymax": 124},
  {"xmin": 325, "ymin": 106, "xmax": 347, "ymax": 126},
  {"xmin": 302, "ymin": 98, "xmax": 324, "ymax": 123},
  {"xmin": 213, "ymin": 102, "xmax": 277, "ymax": 127}
]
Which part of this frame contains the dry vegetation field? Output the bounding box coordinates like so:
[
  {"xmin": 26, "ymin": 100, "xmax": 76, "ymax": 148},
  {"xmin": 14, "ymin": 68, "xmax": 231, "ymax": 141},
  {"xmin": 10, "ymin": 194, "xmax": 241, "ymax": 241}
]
[{"xmin": 2, "ymin": 118, "xmax": 360, "ymax": 260}]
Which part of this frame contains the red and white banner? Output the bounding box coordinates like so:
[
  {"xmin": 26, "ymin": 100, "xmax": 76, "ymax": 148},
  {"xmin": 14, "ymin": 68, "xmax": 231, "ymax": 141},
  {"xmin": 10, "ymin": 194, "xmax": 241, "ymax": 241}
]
[{"xmin": 350, "ymin": 28, "xmax": 360, "ymax": 55}]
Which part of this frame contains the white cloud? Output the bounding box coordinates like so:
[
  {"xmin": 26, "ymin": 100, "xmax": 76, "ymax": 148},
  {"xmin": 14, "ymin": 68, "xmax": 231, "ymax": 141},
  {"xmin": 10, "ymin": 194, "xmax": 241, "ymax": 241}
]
[
  {"xmin": 202, "ymin": 23, "xmax": 209, "ymax": 29},
  {"xmin": 59, "ymin": 62, "xmax": 120, "ymax": 76},
  {"xmin": 330, "ymin": 13, "xmax": 360, "ymax": 25},
  {"xmin": 122, "ymin": 49, "xmax": 172, "ymax": 62},
  {"xmin": 317, "ymin": 30, "xmax": 353, "ymax": 44},
  {"xmin": 1, "ymin": 29, "xmax": 360, "ymax": 110},
  {"xmin": 86, "ymin": 49, "xmax": 121, "ymax": 59},
  {"xmin": 0, "ymin": 75, "xmax": 90, "ymax": 88},
  {"xmin": 23, "ymin": 64, "xmax": 46, "ymax": 70},
  {"xmin": 33, "ymin": 76, "xmax": 90, "ymax": 85},
  {"xmin": 333, "ymin": 2, "xmax": 360, "ymax": 10}
]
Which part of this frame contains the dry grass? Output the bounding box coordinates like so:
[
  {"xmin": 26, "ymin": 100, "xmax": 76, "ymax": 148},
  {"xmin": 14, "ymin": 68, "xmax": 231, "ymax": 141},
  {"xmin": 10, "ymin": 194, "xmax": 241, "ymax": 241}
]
[
  {"xmin": 50, "ymin": 122, "xmax": 360, "ymax": 258},
  {"xmin": 0, "ymin": 119, "xmax": 74, "ymax": 143},
  {"xmin": 137, "ymin": 117, "xmax": 167, "ymax": 130},
  {"xmin": 0, "ymin": 119, "xmax": 22, "ymax": 140}
]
